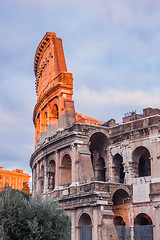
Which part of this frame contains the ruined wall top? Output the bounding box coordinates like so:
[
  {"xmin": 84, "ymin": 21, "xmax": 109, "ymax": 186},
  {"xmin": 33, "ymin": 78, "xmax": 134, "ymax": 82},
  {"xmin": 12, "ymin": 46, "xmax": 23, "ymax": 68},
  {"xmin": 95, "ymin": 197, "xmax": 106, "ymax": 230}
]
[{"xmin": 34, "ymin": 32, "xmax": 69, "ymax": 98}]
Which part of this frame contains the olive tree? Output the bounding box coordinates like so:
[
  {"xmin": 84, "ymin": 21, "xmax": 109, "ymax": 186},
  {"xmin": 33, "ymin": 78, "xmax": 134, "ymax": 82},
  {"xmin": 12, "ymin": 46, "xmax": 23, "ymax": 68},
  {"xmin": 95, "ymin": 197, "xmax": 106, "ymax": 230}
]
[{"xmin": 0, "ymin": 188, "xmax": 70, "ymax": 240}]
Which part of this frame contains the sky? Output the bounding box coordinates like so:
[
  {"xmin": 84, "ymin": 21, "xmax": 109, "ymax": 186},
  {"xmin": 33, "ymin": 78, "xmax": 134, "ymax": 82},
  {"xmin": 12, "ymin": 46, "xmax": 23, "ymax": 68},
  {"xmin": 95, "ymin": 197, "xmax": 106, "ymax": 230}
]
[{"xmin": 1, "ymin": 0, "xmax": 160, "ymax": 177}]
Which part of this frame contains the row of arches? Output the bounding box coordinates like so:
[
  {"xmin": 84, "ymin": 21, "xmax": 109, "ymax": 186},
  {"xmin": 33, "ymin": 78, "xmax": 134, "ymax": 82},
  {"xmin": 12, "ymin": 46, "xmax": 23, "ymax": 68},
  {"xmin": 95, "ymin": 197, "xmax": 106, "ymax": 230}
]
[
  {"xmin": 114, "ymin": 214, "xmax": 153, "ymax": 240},
  {"xmin": 112, "ymin": 188, "xmax": 153, "ymax": 240},
  {"xmin": 35, "ymin": 103, "xmax": 59, "ymax": 141},
  {"xmin": 75, "ymin": 212, "xmax": 153, "ymax": 240},
  {"xmin": 34, "ymin": 145, "xmax": 151, "ymax": 193},
  {"xmin": 33, "ymin": 154, "xmax": 72, "ymax": 193},
  {"xmin": 89, "ymin": 132, "xmax": 151, "ymax": 183}
]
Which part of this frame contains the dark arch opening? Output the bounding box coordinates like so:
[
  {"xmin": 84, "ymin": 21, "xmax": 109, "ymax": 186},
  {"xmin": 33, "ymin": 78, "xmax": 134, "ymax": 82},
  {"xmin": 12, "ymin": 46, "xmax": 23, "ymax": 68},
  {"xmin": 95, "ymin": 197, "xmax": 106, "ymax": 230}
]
[
  {"xmin": 52, "ymin": 104, "xmax": 58, "ymax": 119},
  {"xmin": 132, "ymin": 147, "xmax": 151, "ymax": 178},
  {"xmin": 79, "ymin": 213, "xmax": 92, "ymax": 240},
  {"xmin": 89, "ymin": 132, "xmax": 107, "ymax": 181},
  {"xmin": 61, "ymin": 154, "xmax": 71, "ymax": 187},
  {"xmin": 79, "ymin": 213, "xmax": 92, "ymax": 226},
  {"xmin": 114, "ymin": 216, "xmax": 125, "ymax": 226},
  {"xmin": 134, "ymin": 213, "xmax": 153, "ymax": 240},
  {"xmin": 48, "ymin": 160, "xmax": 55, "ymax": 190},
  {"xmin": 113, "ymin": 154, "xmax": 125, "ymax": 183},
  {"xmin": 112, "ymin": 189, "xmax": 129, "ymax": 206},
  {"xmin": 134, "ymin": 213, "xmax": 153, "ymax": 226}
]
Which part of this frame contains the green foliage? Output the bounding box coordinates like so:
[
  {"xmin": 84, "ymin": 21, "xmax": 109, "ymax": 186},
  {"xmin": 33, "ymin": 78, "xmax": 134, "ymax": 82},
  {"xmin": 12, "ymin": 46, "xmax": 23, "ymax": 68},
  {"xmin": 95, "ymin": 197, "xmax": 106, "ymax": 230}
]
[{"xmin": 0, "ymin": 189, "xmax": 70, "ymax": 240}]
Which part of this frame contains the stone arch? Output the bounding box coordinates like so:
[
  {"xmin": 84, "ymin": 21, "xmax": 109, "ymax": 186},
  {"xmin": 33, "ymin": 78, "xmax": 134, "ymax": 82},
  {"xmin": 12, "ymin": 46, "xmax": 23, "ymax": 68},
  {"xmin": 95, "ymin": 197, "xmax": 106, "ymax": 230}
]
[
  {"xmin": 113, "ymin": 216, "xmax": 131, "ymax": 239},
  {"xmin": 78, "ymin": 213, "xmax": 92, "ymax": 240},
  {"xmin": 48, "ymin": 101, "xmax": 59, "ymax": 134},
  {"xmin": 134, "ymin": 213, "xmax": 153, "ymax": 239},
  {"xmin": 48, "ymin": 160, "xmax": 56, "ymax": 190},
  {"xmin": 112, "ymin": 189, "xmax": 130, "ymax": 206},
  {"xmin": 114, "ymin": 216, "xmax": 125, "ymax": 226},
  {"xmin": 134, "ymin": 213, "xmax": 153, "ymax": 226},
  {"xmin": 132, "ymin": 146, "xmax": 151, "ymax": 178},
  {"xmin": 40, "ymin": 165, "xmax": 44, "ymax": 193},
  {"xmin": 36, "ymin": 115, "xmax": 40, "ymax": 141},
  {"xmin": 51, "ymin": 104, "xmax": 58, "ymax": 119},
  {"xmin": 112, "ymin": 154, "xmax": 125, "ymax": 183},
  {"xmin": 112, "ymin": 189, "xmax": 131, "ymax": 227},
  {"xmin": 41, "ymin": 111, "xmax": 47, "ymax": 132},
  {"xmin": 60, "ymin": 154, "xmax": 72, "ymax": 187},
  {"xmin": 89, "ymin": 132, "xmax": 108, "ymax": 181}
]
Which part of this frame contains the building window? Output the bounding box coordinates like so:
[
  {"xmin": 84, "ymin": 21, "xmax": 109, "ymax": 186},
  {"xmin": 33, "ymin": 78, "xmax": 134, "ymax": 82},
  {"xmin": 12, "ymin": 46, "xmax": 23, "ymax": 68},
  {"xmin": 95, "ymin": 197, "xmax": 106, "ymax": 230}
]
[
  {"xmin": 12, "ymin": 178, "xmax": 14, "ymax": 181},
  {"xmin": 6, "ymin": 177, "xmax": 8, "ymax": 181}
]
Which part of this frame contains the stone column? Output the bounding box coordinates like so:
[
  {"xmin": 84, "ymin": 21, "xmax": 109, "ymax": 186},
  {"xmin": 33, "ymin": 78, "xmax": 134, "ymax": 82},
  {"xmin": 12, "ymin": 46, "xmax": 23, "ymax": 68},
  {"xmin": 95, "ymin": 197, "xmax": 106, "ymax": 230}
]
[
  {"xmin": 107, "ymin": 147, "xmax": 113, "ymax": 182},
  {"xmin": 93, "ymin": 208, "xmax": 98, "ymax": 240},
  {"xmin": 55, "ymin": 150, "xmax": 60, "ymax": 188},
  {"xmin": 71, "ymin": 143, "xmax": 78, "ymax": 185},
  {"xmin": 101, "ymin": 208, "xmax": 118, "ymax": 240},
  {"xmin": 154, "ymin": 206, "xmax": 160, "ymax": 240},
  {"xmin": 121, "ymin": 144, "xmax": 132, "ymax": 184},
  {"xmin": 37, "ymin": 162, "xmax": 41, "ymax": 194},
  {"xmin": 44, "ymin": 158, "xmax": 48, "ymax": 193},
  {"xmin": 71, "ymin": 210, "xmax": 76, "ymax": 240}
]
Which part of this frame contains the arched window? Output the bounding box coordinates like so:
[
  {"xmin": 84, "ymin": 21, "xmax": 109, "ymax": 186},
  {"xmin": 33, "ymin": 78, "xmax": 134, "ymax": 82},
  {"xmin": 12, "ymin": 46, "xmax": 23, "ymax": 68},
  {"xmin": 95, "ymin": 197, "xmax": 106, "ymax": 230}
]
[
  {"xmin": 36, "ymin": 116, "xmax": 40, "ymax": 140},
  {"xmin": 112, "ymin": 189, "xmax": 129, "ymax": 206},
  {"xmin": 52, "ymin": 104, "xmax": 58, "ymax": 119},
  {"xmin": 78, "ymin": 213, "xmax": 92, "ymax": 240},
  {"xmin": 61, "ymin": 154, "xmax": 71, "ymax": 187},
  {"xmin": 134, "ymin": 213, "xmax": 153, "ymax": 239},
  {"xmin": 41, "ymin": 111, "xmax": 47, "ymax": 132},
  {"xmin": 41, "ymin": 165, "xmax": 44, "ymax": 193},
  {"xmin": 132, "ymin": 146, "xmax": 151, "ymax": 178},
  {"xmin": 113, "ymin": 190, "xmax": 131, "ymax": 239},
  {"xmin": 114, "ymin": 216, "xmax": 125, "ymax": 226},
  {"xmin": 89, "ymin": 132, "xmax": 107, "ymax": 181},
  {"xmin": 113, "ymin": 154, "xmax": 125, "ymax": 183},
  {"xmin": 48, "ymin": 160, "xmax": 55, "ymax": 190}
]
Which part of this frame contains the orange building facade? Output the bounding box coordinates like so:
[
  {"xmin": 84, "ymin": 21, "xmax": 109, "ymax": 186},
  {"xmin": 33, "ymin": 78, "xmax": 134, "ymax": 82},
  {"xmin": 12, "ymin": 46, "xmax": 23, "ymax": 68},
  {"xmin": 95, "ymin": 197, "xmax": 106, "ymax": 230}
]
[{"xmin": 0, "ymin": 167, "xmax": 30, "ymax": 192}]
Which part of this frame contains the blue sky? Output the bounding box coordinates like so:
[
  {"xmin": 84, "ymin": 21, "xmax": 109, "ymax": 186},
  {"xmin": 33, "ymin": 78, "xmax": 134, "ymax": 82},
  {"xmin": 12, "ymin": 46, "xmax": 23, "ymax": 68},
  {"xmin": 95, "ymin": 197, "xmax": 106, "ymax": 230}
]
[{"xmin": 1, "ymin": 0, "xmax": 160, "ymax": 176}]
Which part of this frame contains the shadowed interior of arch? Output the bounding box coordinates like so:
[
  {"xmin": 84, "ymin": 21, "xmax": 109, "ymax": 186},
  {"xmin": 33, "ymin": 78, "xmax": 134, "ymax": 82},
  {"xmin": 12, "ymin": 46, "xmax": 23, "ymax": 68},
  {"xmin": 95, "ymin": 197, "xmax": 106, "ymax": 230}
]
[{"xmin": 89, "ymin": 132, "xmax": 108, "ymax": 181}]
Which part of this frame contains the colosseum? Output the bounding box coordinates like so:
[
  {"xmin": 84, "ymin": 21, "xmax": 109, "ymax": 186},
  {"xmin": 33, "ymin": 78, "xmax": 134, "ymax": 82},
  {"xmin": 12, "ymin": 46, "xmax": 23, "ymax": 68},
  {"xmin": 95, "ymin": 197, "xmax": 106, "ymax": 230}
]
[{"xmin": 30, "ymin": 32, "xmax": 160, "ymax": 240}]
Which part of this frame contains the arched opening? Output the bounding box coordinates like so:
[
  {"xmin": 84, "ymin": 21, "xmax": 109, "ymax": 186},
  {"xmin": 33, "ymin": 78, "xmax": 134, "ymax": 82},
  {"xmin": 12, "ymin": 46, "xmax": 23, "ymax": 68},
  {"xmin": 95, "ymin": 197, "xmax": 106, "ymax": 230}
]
[
  {"xmin": 113, "ymin": 190, "xmax": 131, "ymax": 240},
  {"xmin": 114, "ymin": 216, "xmax": 125, "ymax": 226},
  {"xmin": 89, "ymin": 132, "xmax": 107, "ymax": 181},
  {"xmin": 48, "ymin": 160, "xmax": 55, "ymax": 190},
  {"xmin": 49, "ymin": 103, "xmax": 59, "ymax": 134},
  {"xmin": 78, "ymin": 213, "xmax": 92, "ymax": 240},
  {"xmin": 52, "ymin": 104, "xmax": 58, "ymax": 119},
  {"xmin": 134, "ymin": 213, "xmax": 153, "ymax": 239},
  {"xmin": 36, "ymin": 115, "xmax": 40, "ymax": 142},
  {"xmin": 132, "ymin": 146, "xmax": 151, "ymax": 178},
  {"xmin": 114, "ymin": 216, "xmax": 130, "ymax": 240},
  {"xmin": 113, "ymin": 154, "xmax": 125, "ymax": 183},
  {"xmin": 112, "ymin": 189, "xmax": 129, "ymax": 206},
  {"xmin": 41, "ymin": 112, "xmax": 47, "ymax": 132},
  {"xmin": 40, "ymin": 165, "xmax": 44, "ymax": 193},
  {"xmin": 61, "ymin": 154, "xmax": 71, "ymax": 187}
]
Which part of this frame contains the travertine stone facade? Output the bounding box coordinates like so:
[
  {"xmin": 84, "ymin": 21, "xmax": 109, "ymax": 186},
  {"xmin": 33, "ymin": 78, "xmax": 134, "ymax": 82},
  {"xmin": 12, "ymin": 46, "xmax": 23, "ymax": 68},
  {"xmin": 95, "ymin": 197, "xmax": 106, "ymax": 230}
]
[{"xmin": 30, "ymin": 32, "xmax": 160, "ymax": 240}]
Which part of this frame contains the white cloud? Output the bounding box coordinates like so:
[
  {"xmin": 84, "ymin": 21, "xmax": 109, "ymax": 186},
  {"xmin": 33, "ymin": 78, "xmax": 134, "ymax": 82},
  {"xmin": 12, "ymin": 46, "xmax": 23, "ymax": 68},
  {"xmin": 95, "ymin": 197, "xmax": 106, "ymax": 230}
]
[{"xmin": 74, "ymin": 87, "xmax": 160, "ymax": 109}]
